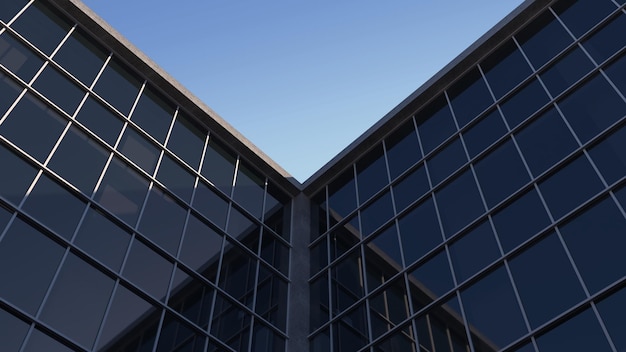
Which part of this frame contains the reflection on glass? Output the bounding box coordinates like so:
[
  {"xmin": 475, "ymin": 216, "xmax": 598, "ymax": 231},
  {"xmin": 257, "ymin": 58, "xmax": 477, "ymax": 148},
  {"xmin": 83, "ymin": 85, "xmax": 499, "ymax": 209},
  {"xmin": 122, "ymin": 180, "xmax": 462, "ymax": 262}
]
[
  {"xmin": 365, "ymin": 224, "xmax": 403, "ymax": 292},
  {"xmin": 414, "ymin": 296, "xmax": 470, "ymax": 352},
  {"xmin": 138, "ymin": 187, "xmax": 187, "ymax": 255},
  {"xmin": 0, "ymin": 32, "xmax": 44, "ymax": 81},
  {"xmin": 178, "ymin": 213, "xmax": 222, "ymax": 282},
  {"xmin": 122, "ymin": 238, "xmax": 173, "ymax": 301}
]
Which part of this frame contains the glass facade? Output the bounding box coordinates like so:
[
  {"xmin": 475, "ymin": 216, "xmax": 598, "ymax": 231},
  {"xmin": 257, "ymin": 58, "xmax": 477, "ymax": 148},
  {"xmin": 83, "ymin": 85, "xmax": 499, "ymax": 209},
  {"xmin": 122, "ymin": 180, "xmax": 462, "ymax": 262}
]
[{"xmin": 1, "ymin": 0, "xmax": 626, "ymax": 352}]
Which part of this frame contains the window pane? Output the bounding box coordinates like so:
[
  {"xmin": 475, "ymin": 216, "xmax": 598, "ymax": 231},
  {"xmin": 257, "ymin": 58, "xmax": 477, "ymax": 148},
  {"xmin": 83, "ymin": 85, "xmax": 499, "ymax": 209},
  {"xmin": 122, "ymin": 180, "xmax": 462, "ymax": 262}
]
[
  {"xmin": 193, "ymin": 181, "xmax": 228, "ymax": 229},
  {"xmin": 138, "ymin": 187, "xmax": 187, "ymax": 255},
  {"xmin": 474, "ymin": 138, "xmax": 529, "ymax": 208},
  {"xmin": 22, "ymin": 329, "xmax": 73, "ymax": 352},
  {"xmin": 427, "ymin": 137, "xmax": 467, "ymax": 186},
  {"xmin": 448, "ymin": 68, "xmax": 493, "ymax": 127},
  {"xmin": 264, "ymin": 182, "xmax": 290, "ymax": 239},
  {"xmin": 0, "ymin": 143, "xmax": 37, "ymax": 205},
  {"xmin": 0, "ymin": 31, "xmax": 44, "ymax": 81},
  {"xmin": 53, "ymin": 28, "xmax": 108, "ymax": 85},
  {"xmin": 156, "ymin": 312, "xmax": 207, "ymax": 352},
  {"xmin": 539, "ymin": 154, "xmax": 604, "ymax": 220},
  {"xmin": 392, "ymin": 165, "xmax": 428, "ymax": 213},
  {"xmin": 558, "ymin": 73, "xmax": 626, "ymax": 143},
  {"xmin": 0, "ymin": 92, "xmax": 66, "ymax": 161},
  {"xmin": 449, "ymin": 220, "xmax": 500, "ymax": 283},
  {"xmin": 481, "ymin": 40, "xmax": 532, "ymax": 99},
  {"xmin": 356, "ymin": 144, "xmax": 388, "ymax": 203},
  {"xmin": 332, "ymin": 305, "xmax": 368, "ymax": 352},
  {"xmin": 416, "ymin": 95, "xmax": 456, "ymax": 154},
  {"xmin": 94, "ymin": 58, "xmax": 142, "ymax": 116},
  {"xmin": 94, "ymin": 157, "xmax": 149, "ymax": 226},
  {"xmin": 515, "ymin": 107, "xmax": 578, "ymax": 177},
  {"xmin": 210, "ymin": 294, "xmax": 251, "ymax": 352},
  {"xmin": 461, "ymin": 266, "xmax": 527, "ymax": 350},
  {"xmin": 252, "ymin": 322, "xmax": 285, "ymax": 352},
  {"xmin": 0, "ymin": 308, "xmax": 29, "ymax": 352},
  {"xmin": 364, "ymin": 224, "xmax": 403, "ymax": 292},
  {"xmin": 500, "ymin": 78, "xmax": 550, "ymax": 128},
  {"xmin": 605, "ymin": 53, "xmax": 626, "ymax": 102},
  {"xmin": 75, "ymin": 96, "xmax": 123, "ymax": 146},
  {"xmin": 219, "ymin": 240, "xmax": 257, "ymax": 307},
  {"xmin": 179, "ymin": 214, "xmax": 222, "ymax": 281},
  {"xmin": 385, "ymin": 119, "xmax": 421, "ymax": 180},
  {"xmin": 329, "ymin": 216, "xmax": 360, "ymax": 261},
  {"xmin": 23, "ymin": 174, "xmax": 86, "ymax": 239},
  {"xmin": 463, "ymin": 108, "xmax": 507, "ymax": 159},
  {"xmin": 0, "ymin": 0, "xmax": 27, "ymax": 22},
  {"xmin": 123, "ymin": 238, "xmax": 173, "ymax": 301},
  {"xmin": 117, "ymin": 126, "xmax": 160, "ymax": 175},
  {"xmin": 201, "ymin": 137, "xmax": 236, "ymax": 196},
  {"xmin": 73, "ymin": 207, "xmax": 131, "ymax": 272},
  {"xmin": 255, "ymin": 265, "xmax": 288, "ymax": 331},
  {"xmin": 328, "ymin": 168, "xmax": 357, "ymax": 221},
  {"xmin": 369, "ymin": 279, "xmax": 409, "ymax": 339},
  {"xmin": 588, "ymin": 124, "xmax": 626, "ymax": 185},
  {"xmin": 583, "ymin": 13, "xmax": 626, "ymax": 64},
  {"xmin": 167, "ymin": 112, "xmax": 205, "ymax": 169},
  {"xmin": 596, "ymin": 285, "xmax": 626, "ymax": 352},
  {"xmin": 509, "ymin": 232, "xmax": 586, "ymax": 328},
  {"xmin": 10, "ymin": 1, "xmax": 71, "ymax": 55},
  {"xmin": 48, "ymin": 126, "xmax": 109, "ymax": 195},
  {"xmin": 332, "ymin": 250, "xmax": 364, "ymax": 313},
  {"xmin": 168, "ymin": 268, "xmax": 214, "ymax": 329},
  {"xmin": 360, "ymin": 191, "xmax": 394, "ymax": 237},
  {"xmin": 40, "ymin": 253, "xmax": 115, "ymax": 349},
  {"xmin": 536, "ymin": 308, "xmax": 612, "ymax": 352},
  {"xmin": 0, "ymin": 217, "xmax": 64, "ymax": 314},
  {"xmin": 130, "ymin": 85, "xmax": 175, "ymax": 143},
  {"xmin": 552, "ymin": 0, "xmax": 616, "ymax": 38},
  {"xmin": 0, "ymin": 72, "xmax": 22, "ymax": 116},
  {"xmin": 233, "ymin": 161, "xmax": 265, "ymax": 218},
  {"xmin": 408, "ymin": 250, "xmax": 454, "ymax": 304},
  {"xmin": 541, "ymin": 47, "xmax": 595, "ymax": 98},
  {"xmin": 260, "ymin": 231, "xmax": 289, "ymax": 275},
  {"xmin": 435, "ymin": 169, "xmax": 485, "ymax": 238},
  {"xmin": 32, "ymin": 65, "xmax": 84, "ymax": 114},
  {"xmin": 516, "ymin": 11, "xmax": 572, "ymax": 69},
  {"xmin": 398, "ymin": 197, "xmax": 442, "ymax": 265},
  {"xmin": 492, "ymin": 188, "xmax": 551, "ymax": 252}
]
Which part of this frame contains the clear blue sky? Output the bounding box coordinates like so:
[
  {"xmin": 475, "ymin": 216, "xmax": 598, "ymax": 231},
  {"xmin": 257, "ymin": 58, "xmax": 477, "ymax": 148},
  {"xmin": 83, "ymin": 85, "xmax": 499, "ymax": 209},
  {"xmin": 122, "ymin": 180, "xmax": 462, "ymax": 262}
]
[{"xmin": 81, "ymin": 0, "xmax": 525, "ymax": 182}]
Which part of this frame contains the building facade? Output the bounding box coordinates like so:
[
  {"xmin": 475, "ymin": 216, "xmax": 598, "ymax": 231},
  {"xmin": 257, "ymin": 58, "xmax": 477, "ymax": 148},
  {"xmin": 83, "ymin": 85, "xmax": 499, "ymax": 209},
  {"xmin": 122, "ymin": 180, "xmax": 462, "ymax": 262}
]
[{"xmin": 0, "ymin": 0, "xmax": 626, "ymax": 351}]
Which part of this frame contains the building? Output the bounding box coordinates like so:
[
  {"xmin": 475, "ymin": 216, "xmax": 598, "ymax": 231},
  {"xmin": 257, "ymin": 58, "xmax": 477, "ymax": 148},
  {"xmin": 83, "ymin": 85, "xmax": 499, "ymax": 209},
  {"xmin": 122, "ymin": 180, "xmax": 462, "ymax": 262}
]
[{"xmin": 0, "ymin": 0, "xmax": 625, "ymax": 351}]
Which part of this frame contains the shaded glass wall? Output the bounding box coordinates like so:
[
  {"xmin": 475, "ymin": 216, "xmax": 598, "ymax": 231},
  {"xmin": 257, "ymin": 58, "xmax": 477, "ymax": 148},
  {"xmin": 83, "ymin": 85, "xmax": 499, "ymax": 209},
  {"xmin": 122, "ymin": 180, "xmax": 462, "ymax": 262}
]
[
  {"xmin": 0, "ymin": 1, "xmax": 292, "ymax": 351},
  {"xmin": 310, "ymin": 0, "xmax": 626, "ymax": 351}
]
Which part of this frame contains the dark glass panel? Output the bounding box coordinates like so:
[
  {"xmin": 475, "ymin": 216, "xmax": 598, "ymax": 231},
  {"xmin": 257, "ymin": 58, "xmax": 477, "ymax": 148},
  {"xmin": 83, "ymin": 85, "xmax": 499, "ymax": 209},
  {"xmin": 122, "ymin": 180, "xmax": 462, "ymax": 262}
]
[
  {"xmin": 0, "ymin": 143, "xmax": 37, "ymax": 205},
  {"xmin": 416, "ymin": 95, "xmax": 456, "ymax": 154},
  {"xmin": 97, "ymin": 284, "xmax": 160, "ymax": 351},
  {"xmin": 40, "ymin": 253, "xmax": 115, "ymax": 349},
  {"xmin": 0, "ymin": 217, "xmax": 64, "ymax": 314},
  {"xmin": 48, "ymin": 126, "xmax": 108, "ymax": 195},
  {"xmin": 0, "ymin": 92, "xmax": 66, "ymax": 161},
  {"xmin": 463, "ymin": 109, "xmax": 507, "ymax": 158},
  {"xmin": 260, "ymin": 231, "xmax": 289, "ymax": 275},
  {"xmin": 0, "ymin": 31, "xmax": 44, "ymax": 81},
  {"xmin": 310, "ymin": 273, "xmax": 329, "ymax": 331},
  {"xmin": 427, "ymin": 137, "xmax": 467, "ymax": 186},
  {"xmin": 264, "ymin": 182, "xmax": 290, "ymax": 239},
  {"xmin": 168, "ymin": 268, "xmax": 213, "ymax": 329},
  {"xmin": 328, "ymin": 168, "xmax": 357, "ymax": 221},
  {"xmin": 227, "ymin": 206, "xmax": 261, "ymax": 246},
  {"xmin": 558, "ymin": 73, "xmax": 626, "ymax": 143},
  {"xmin": 560, "ymin": 197, "xmax": 626, "ymax": 294},
  {"xmin": 541, "ymin": 47, "xmax": 594, "ymax": 98},
  {"xmin": 75, "ymin": 96, "xmax": 123, "ymax": 145},
  {"xmin": 597, "ymin": 286, "xmax": 626, "ymax": 351},
  {"xmin": 210, "ymin": 294, "xmax": 251, "ymax": 352},
  {"xmin": 179, "ymin": 214, "xmax": 222, "ymax": 281},
  {"xmin": 448, "ymin": 220, "xmax": 500, "ymax": 283},
  {"xmin": 219, "ymin": 239, "xmax": 257, "ymax": 307},
  {"xmin": 536, "ymin": 308, "xmax": 612, "ymax": 352},
  {"xmin": 474, "ymin": 138, "xmax": 529, "ymax": 208},
  {"xmin": 392, "ymin": 165, "xmax": 429, "ymax": 212},
  {"xmin": 129, "ymin": 85, "xmax": 174, "ymax": 142},
  {"xmin": 10, "ymin": 1, "xmax": 71, "ymax": 55},
  {"xmin": 482, "ymin": 39, "xmax": 532, "ymax": 99},
  {"xmin": 255, "ymin": 265, "xmax": 288, "ymax": 331},
  {"xmin": 0, "ymin": 206, "xmax": 11, "ymax": 232},
  {"xmin": 333, "ymin": 304, "xmax": 369, "ymax": 352},
  {"xmin": 53, "ymin": 28, "xmax": 108, "ymax": 85},
  {"xmin": 356, "ymin": 144, "xmax": 388, "ymax": 203},
  {"xmin": 461, "ymin": 266, "xmax": 527, "ymax": 350},
  {"xmin": 509, "ymin": 232, "xmax": 586, "ymax": 328},
  {"xmin": 310, "ymin": 329, "xmax": 330, "ymax": 352},
  {"xmin": 329, "ymin": 216, "xmax": 360, "ymax": 261},
  {"xmin": 0, "ymin": 72, "xmax": 22, "ymax": 116},
  {"xmin": 23, "ymin": 174, "xmax": 86, "ymax": 239},
  {"xmin": 500, "ymin": 78, "xmax": 550, "ymax": 128},
  {"xmin": 448, "ymin": 68, "xmax": 493, "ymax": 127},
  {"xmin": 0, "ymin": 308, "xmax": 28, "ymax": 352},
  {"xmin": 74, "ymin": 207, "xmax": 130, "ymax": 272},
  {"xmin": 605, "ymin": 53, "xmax": 626, "ymax": 99},
  {"xmin": 398, "ymin": 197, "xmax": 442, "ymax": 265},
  {"xmin": 588, "ymin": 124, "xmax": 626, "ymax": 185},
  {"xmin": 0, "ymin": 0, "xmax": 27, "ymax": 22},
  {"xmin": 123, "ymin": 238, "xmax": 173, "ymax": 301},
  {"xmin": 552, "ymin": 0, "xmax": 616, "ymax": 38},
  {"xmin": 311, "ymin": 236, "xmax": 328, "ymax": 274},
  {"xmin": 369, "ymin": 279, "xmax": 409, "ymax": 339},
  {"xmin": 414, "ymin": 297, "xmax": 470, "ymax": 352},
  {"xmin": 94, "ymin": 58, "xmax": 142, "ymax": 116},
  {"xmin": 373, "ymin": 325, "xmax": 416, "ymax": 352},
  {"xmin": 233, "ymin": 161, "xmax": 265, "ymax": 218},
  {"xmin": 156, "ymin": 313, "xmax": 206, "ymax": 352},
  {"xmin": 22, "ymin": 329, "xmax": 73, "ymax": 352},
  {"xmin": 492, "ymin": 188, "xmax": 551, "ymax": 252},
  {"xmin": 408, "ymin": 250, "xmax": 454, "ymax": 305},
  {"xmin": 436, "ymin": 169, "xmax": 485, "ymax": 238},
  {"xmin": 167, "ymin": 112, "xmax": 205, "ymax": 169},
  {"xmin": 193, "ymin": 181, "xmax": 228, "ymax": 229},
  {"xmin": 251, "ymin": 323, "xmax": 285, "ymax": 352},
  {"xmin": 117, "ymin": 126, "xmax": 160, "ymax": 174},
  {"xmin": 311, "ymin": 191, "xmax": 328, "ymax": 240},
  {"xmin": 539, "ymin": 154, "xmax": 604, "ymax": 220},
  {"xmin": 516, "ymin": 11, "xmax": 573, "ymax": 69},
  {"xmin": 94, "ymin": 157, "xmax": 149, "ymax": 226},
  {"xmin": 385, "ymin": 119, "xmax": 421, "ymax": 180},
  {"xmin": 33, "ymin": 65, "xmax": 84, "ymax": 114},
  {"xmin": 157, "ymin": 154, "xmax": 195, "ymax": 203},
  {"xmin": 360, "ymin": 191, "xmax": 394, "ymax": 237},
  {"xmin": 331, "ymin": 250, "xmax": 364, "ymax": 313},
  {"xmin": 515, "ymin": 107, "xmax": 578, "ymax": 177},
  {"xmin": 583, "ymin": 13, "xmax": 626, "ymax": 64},
  {"xmin": 364, "ymin": 224, "xmax": 402, "ymax": 291},
  {"xmin": 138, "ymin": 187, "xmax": 187, "ymax": 255},
  {"xmin": 201, "ymin": 137, "xmax": 236, "ymax": 196}
]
